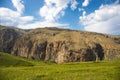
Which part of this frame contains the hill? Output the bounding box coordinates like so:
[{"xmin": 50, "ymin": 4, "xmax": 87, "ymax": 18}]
[
  {"xmin": 0, "ymin": 25, "xmax": 120, "ymax": 63},
  {"xmin": 0, "ymin": 52, "xmax": 33, "ymax": 67}
]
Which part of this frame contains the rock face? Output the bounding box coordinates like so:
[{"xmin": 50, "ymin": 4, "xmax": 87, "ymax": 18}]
[
  {"xmin": 0, "ymin": 26, "xmax": 120, "ymax": 63},
  {"xmin": 0, "ymin": 27, "xmax": 19, "ymax": 53}
]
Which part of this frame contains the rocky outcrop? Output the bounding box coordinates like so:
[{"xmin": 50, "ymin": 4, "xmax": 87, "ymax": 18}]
[
  {"xmin": 12, "ymin": 39, "xmax": 47, "ymax": 60},
  {"xmin": 45, "ymin": 41, "xmax": 104, "ymax": 63},
  {"xmin": 104, "ymin": 49, "xmax": 120, "ymax": 60},
  {"xmin": 12, "ymin": 38, "xmax": 119, "ymax": 63},
  {"xmin": 0, "ymin": 26, "xmax": 120, "ymax": 63},
  {"xmin": 0, "ymin": 28, "xmax": 19, "ymax": 53}
]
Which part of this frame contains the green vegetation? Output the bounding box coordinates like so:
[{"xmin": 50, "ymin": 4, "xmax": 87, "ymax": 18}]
[
  {"xmin": 0, "ymin": 52, "xmax": 120, "ymax": 80},
  {"xmin": 0, "ymin": 52, "xmax": 33, "ymax": 67}
]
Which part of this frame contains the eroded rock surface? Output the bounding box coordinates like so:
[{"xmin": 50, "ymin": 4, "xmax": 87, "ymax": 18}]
[
  {"xmin": 0, "ymin": 26, "xmax": 120, "ymax": 63},
  {"xmin": 0, "ymin": 28, "xmax": 19, "ymax": 53}
]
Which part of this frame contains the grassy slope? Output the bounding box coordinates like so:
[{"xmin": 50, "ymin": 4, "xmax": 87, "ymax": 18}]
[
  {"xmin": 0, "ymin": 52, "xmax": 120, "ymax": 80},
  {"xmin": 0, "ymin": 52, "xmax": 34, "ymax": 67}
]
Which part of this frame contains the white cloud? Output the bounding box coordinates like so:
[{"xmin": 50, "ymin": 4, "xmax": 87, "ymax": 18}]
[
  {"xmin": 19, "ymin": 16, "xmax": 34, "ymax": 22},
  {"xmin": 82, "ymin": 11, "xmax": 86, "ymax": 16},
  {"xmin": 79, "ymin": 4, "xmax": 120, "ymax": 34},
  {"xmin": 18, "ymin": 21, "xmax": 69, "ymax": 29},
  {"xmin": 0, "ymin": 8, "xmax": 20, "ymax": 17},
  {"xmin": 70, "ymin": 0, "xmax": 78, "ymax": 10},
  {"xmin": 0, "ymin": 0, "xmax": 76, "ymax": 29},
  {"xmin": 39, "ymin": 0, "xmax": 78, "ymax": 22},
  {"xmin": 12, "ymin": 0, "xmax": 24, "ymax": 14},
  {"xmin": 39, "ymin": 0, "xmax": 69, "ymax": 22},
  {"xmin": 0, "ymin": 0, "xmax": 34, "ymax": 27},
  {"xmin": 0, "ymin": 0, "xmax": 69, "ymax": 29},
  {"xmin": 82, "ymin": 0, "xmax": 90, "ymax": 7},
  {"xmin": 78, "ymin": 8, "xmax": 84, "ymax": 12},
  {"xmin": 0, "ymin": 8, "xmax": 34, "ymax": 27}
]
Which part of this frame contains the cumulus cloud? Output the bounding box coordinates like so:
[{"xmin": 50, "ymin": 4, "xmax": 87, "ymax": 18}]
[
  {"xmin": 39, "ymin": 0, "xmax": 69, "ymax": 22},
  {"xmin": 0, "ymin": 0, "xmax": 77, "ymax": 29},
  {"xmin": 79, "ymin": 4, "xmax": 120, "ymax": 34},
  {"xmin": 18, "ymin": 21, "xmax": 69, "ymax": 29},
  {"xmin": 82, "ymin": 0, "xmax": 90, "ymax": 7},
  {"xmin": 39, "ymin": 0, "xmax": 78, "ymax": 22},
  {"xmin": 0, "ymin": 8, "xmax": 20, "ymax": 17},
  {"xmin": 12, "ymin": 0, "xmax": 24, "ymax": 14},
  {"xmin": 0, "ymin": 7, "xmax": 34, "ymax": 27},
  {"xmin": 70, "ymin": 0, "xmax": 78, "ymax": 10},
  {"xmin": 0, "ymin": 0, "xmax": 34, "ymax": 28}
]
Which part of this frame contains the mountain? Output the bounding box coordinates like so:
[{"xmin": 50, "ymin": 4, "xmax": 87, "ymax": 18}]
[{"xmin": 0, "ymin": 25, "xmax": 120, "ymax": 63}]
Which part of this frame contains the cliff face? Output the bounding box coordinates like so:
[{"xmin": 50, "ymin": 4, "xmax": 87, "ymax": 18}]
[
  {"xmin": 0, "ymin": 27, "xmax": 19, "ymax": 53},
  {"xmin": 0, "ymin": 26, "xmax": 120, "ymax": 63},
  {"xmin": 10, "ymin": 27, "xmax": 120, "ymax": 63},
  {"xmin": 45, "ymin": 41, "xmax": 104, "ymax": 63}
]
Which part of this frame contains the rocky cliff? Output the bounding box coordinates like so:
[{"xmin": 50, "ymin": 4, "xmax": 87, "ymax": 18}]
[
  {"xmin": 0, "ymin": 26, "xmax": 120, "ymax": 63},
  {"xmin": 0, "ymin": 25, "xmax": 26, "ymax": 53},
  {"xmin": 0, "ymin": 26, "xmax": 18, "ymax": 53}
]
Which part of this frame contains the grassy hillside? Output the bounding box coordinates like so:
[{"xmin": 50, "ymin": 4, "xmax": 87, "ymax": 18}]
[
  {"xmin": 0, "ymin": 52, "xmax": 34, "ymax": 67},
  {"xmin": 0, "ymin": 52, "xmax": 120, "ymax": 80}
]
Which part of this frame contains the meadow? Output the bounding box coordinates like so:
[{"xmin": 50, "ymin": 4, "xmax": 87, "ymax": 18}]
[{"xmin": 0, "ymin": 52, "xmax": 120, "ymax": 80}]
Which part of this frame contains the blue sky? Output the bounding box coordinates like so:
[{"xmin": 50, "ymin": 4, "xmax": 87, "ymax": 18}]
[{"xmin": 0, "ymin": 0, "xmax": 120, "ymax": 34}]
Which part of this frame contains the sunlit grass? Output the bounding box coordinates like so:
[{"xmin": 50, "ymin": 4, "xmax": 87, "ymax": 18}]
[{"xmin": 0, "ymin": 52, "xmax": 120, "ymax": 80}]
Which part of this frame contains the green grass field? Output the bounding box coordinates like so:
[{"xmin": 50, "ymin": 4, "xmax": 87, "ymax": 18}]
[{"xmin": 0, "ymin": 52, "xmax": 120, "ymax": 80}]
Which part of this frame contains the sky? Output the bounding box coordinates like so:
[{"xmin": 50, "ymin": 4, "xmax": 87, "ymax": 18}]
[{"xmin": 0, "ymin": 0, "xmax": 120, "ymax": 35}]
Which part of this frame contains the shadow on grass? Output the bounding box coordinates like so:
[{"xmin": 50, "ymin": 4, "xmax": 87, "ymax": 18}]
[
  {"xmin": 0, "ymin": 52, "xmax": 34, "ymax": 67},
  {"xmin": 33, "ymin": 75, "xmax": 53, "ymax": 80}
]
